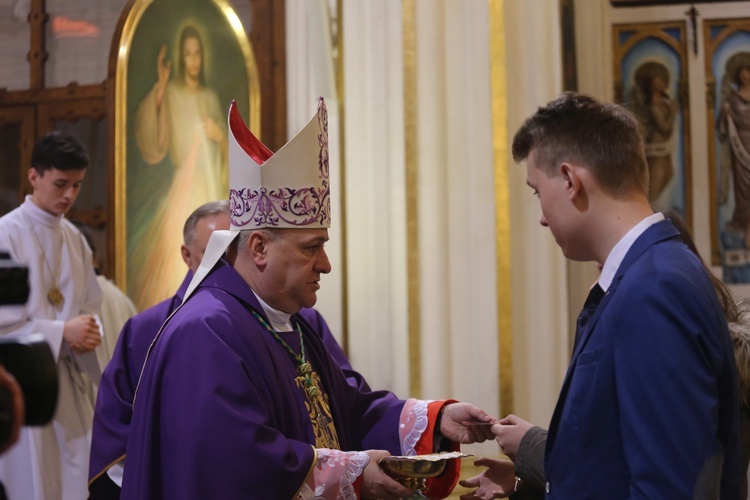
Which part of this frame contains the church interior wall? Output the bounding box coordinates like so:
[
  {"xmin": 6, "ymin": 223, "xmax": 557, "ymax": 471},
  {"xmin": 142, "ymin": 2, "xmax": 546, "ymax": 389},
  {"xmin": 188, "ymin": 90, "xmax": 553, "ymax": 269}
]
[{"xmin": 1, "ymin": 1, "xmax": 749, "ymax": 482}]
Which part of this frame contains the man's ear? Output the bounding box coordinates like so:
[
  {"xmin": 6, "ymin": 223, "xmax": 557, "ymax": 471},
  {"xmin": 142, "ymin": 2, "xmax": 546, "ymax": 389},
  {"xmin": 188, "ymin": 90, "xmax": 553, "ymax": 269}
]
[
  {"xmin": 180, "ymin": 244, "xmax": 191, "ymax": 267},
  {"xmin": 561, "ymin": 162, "xmax": 591, "ymax": 212},
  {"xmin": 27, "ymin": 167, "xmax": 40, "ymax": 187},
  {"xmin": 247, "ymin": 231, "xmax": 268, "ymax": 265},
  {"xmin": 560, "ymin": 162, "xmax": 582, "ymax": 198}
]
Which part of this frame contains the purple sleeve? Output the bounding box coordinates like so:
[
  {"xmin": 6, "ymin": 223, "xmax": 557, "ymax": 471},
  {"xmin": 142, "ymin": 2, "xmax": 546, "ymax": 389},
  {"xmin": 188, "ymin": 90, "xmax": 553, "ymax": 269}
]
[
  {"xmin": 89, "ymin": 318, "xmax": 137, "ymax": 481},
  {"xmin": 298, "ymin": 308, "xmax": 404, "ymax": 454}
]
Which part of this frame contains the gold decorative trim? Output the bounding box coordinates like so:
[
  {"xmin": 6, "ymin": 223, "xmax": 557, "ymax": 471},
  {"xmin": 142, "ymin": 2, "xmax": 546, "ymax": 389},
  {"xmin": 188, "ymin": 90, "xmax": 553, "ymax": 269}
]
[
  {"xmin": 113, "ymin": 0, "xmax": 146, "ymax": 288},
  {"xmin": 489, "ymin": 0, "xmax": 513, "ymax": 415},
  {"xmin": 334, "ymin": 0, "xmax": 349, "ymax": 354},
  {"xmin": 113, "ymin": 0, "xmax": 260, "ymax": 289},
  {"xmin": 403, "ymin": 0, "xmax": 421, "ymax": 399}
]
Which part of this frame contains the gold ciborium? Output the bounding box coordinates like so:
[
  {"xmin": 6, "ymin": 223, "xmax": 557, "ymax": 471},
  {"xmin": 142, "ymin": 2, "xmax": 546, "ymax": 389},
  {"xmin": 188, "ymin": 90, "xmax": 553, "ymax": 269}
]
[{"xmin": 378, "ymin": 452, "xmax": 473, "ymax": 496}]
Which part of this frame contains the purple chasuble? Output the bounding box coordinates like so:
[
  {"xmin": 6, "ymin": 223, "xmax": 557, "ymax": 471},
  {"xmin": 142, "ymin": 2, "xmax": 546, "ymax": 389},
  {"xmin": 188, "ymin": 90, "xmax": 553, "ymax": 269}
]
[
  {"xmin": 89, "ymin": 272, "xmax": 192, "ymax": 483},
  {"xmin": 121, "ymin": 260, "xmax": 405, "ymax": 499}
]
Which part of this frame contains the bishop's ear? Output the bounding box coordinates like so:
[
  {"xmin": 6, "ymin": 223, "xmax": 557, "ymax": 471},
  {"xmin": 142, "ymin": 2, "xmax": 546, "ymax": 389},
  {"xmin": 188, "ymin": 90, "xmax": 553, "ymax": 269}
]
[{"xmin": 246, "ymin": 231, "xmax": 269, "ymax": 264}]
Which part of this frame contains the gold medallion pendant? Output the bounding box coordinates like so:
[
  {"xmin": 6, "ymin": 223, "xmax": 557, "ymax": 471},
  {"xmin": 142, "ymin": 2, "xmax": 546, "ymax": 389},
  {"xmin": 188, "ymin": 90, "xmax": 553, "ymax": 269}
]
[{"xmin": 47, "ymin": 287, "xmax": 64, "ymax": 307}]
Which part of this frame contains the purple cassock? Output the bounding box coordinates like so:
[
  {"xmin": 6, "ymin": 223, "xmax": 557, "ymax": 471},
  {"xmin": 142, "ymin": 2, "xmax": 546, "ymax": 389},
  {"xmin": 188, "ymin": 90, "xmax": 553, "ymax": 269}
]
[
  {"xmin": 89, "ymin": 271, "xmax": 192, "ymax": 487},
  {"xmin": 121, "ymin": 259, "xmax": 405, "ymax": 499}
]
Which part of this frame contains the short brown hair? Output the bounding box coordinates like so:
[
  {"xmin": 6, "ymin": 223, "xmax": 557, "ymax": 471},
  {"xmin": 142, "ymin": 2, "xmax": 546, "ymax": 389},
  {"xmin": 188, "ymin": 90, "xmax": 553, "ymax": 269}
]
[{"xmin": 512, "ymin": 92, "xmax": 649, "ymax": 198}]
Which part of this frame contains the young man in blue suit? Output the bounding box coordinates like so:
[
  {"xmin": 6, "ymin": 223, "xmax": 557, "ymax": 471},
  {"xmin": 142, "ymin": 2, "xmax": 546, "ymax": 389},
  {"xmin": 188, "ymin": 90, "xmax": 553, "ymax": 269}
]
[{"xmin": 463, "ymin": 93, "xmax": 741, "ymax": 499}]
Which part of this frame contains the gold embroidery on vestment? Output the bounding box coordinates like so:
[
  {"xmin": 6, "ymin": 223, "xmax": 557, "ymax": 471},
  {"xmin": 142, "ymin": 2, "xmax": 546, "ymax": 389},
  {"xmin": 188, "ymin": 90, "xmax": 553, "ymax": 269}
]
[{"xmin": 295, "ymin": 371, "xmax": 340, "ymax": 449}]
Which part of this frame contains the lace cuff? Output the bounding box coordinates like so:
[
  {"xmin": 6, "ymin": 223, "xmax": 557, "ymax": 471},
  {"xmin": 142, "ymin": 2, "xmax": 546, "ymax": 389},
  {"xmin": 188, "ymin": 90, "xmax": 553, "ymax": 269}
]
[
  {"xmin": 399, "ymin": 398, "xmax": 431, "ymax": 455},
  {"xmin": 398, "ymin": 399, "xmax": 462, "ymax": 498},
  {"xmin": 296, "ymin": 448, "xmax": 369, "ymax": 500}
]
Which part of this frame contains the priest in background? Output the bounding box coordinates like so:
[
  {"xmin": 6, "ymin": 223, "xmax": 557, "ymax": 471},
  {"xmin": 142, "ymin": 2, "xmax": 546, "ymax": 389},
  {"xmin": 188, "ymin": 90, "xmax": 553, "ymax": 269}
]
[{"xmin": 88, "ymin": 199, "xmax": 230, "ymax": 499}]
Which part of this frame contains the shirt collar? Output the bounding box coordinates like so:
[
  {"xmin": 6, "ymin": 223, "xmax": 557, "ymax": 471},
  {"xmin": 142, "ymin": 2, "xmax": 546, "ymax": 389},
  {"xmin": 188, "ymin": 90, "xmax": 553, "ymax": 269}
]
[
  {"xmin": 252, "ymin": 290, "xmax": 293, "ymax": 332},
  {"xmin": 597, "ymin": 212, "xmax": 664, "ymax": 292}
]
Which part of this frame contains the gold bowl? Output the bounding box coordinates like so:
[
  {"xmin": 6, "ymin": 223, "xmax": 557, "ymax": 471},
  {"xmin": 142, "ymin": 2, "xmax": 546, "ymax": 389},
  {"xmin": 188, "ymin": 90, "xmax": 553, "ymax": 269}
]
[
  {"xmin": 380, "ymin": 456, "xmax": 447, "ymax": 477},
  {"xmin": 379, "ymin": 452, "xmax": 473, "ymax": 494}
]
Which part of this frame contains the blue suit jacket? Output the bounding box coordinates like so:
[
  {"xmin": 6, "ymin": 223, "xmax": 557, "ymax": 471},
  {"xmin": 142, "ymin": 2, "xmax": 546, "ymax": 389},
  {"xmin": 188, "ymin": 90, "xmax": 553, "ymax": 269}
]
[{"xmin": 544, "ymin": 220, "xmax": 741, "ymax": 499}]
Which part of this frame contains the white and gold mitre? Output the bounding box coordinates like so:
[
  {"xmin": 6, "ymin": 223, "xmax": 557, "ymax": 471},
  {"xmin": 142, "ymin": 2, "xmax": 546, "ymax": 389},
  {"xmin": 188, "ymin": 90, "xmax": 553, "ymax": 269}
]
[
  {"xmin": 183, "ymin": 98, "xmax": 332, "ymax": 301},
  {"xmin": 227, "ymin": 96, "xmax": 331, "ymax": 230}
]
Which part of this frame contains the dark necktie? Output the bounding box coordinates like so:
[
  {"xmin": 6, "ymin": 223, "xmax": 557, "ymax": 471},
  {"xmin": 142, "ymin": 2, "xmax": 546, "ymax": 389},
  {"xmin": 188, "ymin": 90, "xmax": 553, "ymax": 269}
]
[{"xmin": 573, "ymin": 283, "xmax": 605, "ymax": 351}]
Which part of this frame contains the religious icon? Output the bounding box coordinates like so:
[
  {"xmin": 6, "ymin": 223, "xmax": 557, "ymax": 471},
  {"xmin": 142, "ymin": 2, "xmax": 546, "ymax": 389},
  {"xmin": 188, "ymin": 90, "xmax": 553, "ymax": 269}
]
[
  {"xmin": 717, "ymin": 54, "xmax": 750, "ymax": 243},
  {"xmin": 112, "ymin": 0, "xmax": 260, "ymax": 309},
  {"xmin": 613, "ymin": 21, "xmax": 692, "ymax": 226},
  {"xmin": 705, "ymin": 18, "xmax": 750, "ymax": 283},
  {"xmin": 630, "ymin": 61, "xmax": 679, "ymax": 201},
  {"xmin": 128, "ymin": 23, "xmax": 229, "ymax": 310}
]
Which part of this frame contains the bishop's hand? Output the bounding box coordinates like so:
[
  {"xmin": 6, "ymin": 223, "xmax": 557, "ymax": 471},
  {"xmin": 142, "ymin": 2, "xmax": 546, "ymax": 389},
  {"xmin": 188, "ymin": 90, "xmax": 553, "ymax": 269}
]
[
  {"xmin": 360, "ymin": 450, "xmax": 413, "ymax": 499},
  {"xmin": 440, "ymin": 403, "xmax": 496, "ymax": 444}
]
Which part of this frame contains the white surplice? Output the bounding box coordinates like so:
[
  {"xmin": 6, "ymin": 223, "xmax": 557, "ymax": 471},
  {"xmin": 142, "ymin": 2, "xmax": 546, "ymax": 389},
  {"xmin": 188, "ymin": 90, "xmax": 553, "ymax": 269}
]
[
  {"xmin": 0, "ymin": 195, "xmax": 103, "ymax": 500},
  {"xmin": 95, "ymin": 275, "xmax": 137, "ymax": 368}
]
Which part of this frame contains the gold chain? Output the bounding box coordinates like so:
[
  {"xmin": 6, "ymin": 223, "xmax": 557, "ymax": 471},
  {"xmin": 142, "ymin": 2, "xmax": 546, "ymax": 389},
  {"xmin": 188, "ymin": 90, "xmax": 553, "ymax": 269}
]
[{"xmin": 22, "ymin": 209, "xmax": 65, "ymax": 308}]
